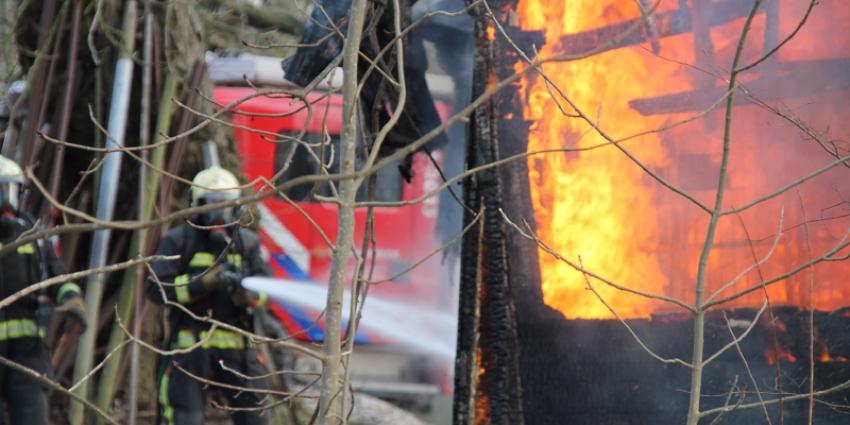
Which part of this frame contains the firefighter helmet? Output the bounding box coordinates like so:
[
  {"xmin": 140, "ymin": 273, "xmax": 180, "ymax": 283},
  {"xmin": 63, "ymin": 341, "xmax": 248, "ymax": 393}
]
[
  {"xmin": 0, "ymin": 154, "xmax": 24, "ymax": 212},
  {"xmin": 190, "ymin": 166, "xmax": 240, "ymax": 206},
  {"xmin": 190, "ymin": 166, "xmax": 240, "ymax": 228}
]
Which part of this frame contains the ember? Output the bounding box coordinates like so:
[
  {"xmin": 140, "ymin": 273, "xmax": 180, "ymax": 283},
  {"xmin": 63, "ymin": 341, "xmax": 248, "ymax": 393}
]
[{"xmin": 764, "ymin": 346, "xmax": 797, "ymax": 365}]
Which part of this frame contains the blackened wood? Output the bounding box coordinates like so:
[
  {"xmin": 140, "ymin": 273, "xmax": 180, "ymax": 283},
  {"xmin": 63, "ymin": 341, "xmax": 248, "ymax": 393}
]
[
  {"xmin": 454, "ymin": 1, "xmax": 524, "ymax": 423},
  {"xmin": 520, "ymin": 309, "xmax": 850, "ymax": 424},
  {"xmin": 453, "ymin": 1, "xmax": 488, "ymax": 420},
  {"xmin": 452, "ymin": 132, "xmax": 480, "ymax": 425},
  {"xmin": 629, "ymin": 58, "xmax": 850, "ymax": 115},
  {"xmin": 553, "ymin": 0, "xmax": 757, "ymax": 57},
  {"xmin": 691, "ymin": 0, "xmax": 716, "ymax": 88}
]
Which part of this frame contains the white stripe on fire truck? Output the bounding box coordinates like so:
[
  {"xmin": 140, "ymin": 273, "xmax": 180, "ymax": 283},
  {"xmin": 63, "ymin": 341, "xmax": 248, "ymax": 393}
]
[{"xmin": 256, "ymin": 203, "xmax": 311, "ymax": 273}]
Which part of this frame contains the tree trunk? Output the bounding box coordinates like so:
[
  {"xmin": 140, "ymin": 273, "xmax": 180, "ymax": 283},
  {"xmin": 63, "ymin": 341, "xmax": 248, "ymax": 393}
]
[{"xmin": 318, "ymin": 1, "xmax": 369, "ymax": 423}]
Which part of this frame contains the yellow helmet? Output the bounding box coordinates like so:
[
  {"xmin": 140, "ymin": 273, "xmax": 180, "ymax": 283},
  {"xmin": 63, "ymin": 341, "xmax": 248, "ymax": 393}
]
[{"xmin": 190, "ymin": 166, "xmax": 240, "ymax": 206}]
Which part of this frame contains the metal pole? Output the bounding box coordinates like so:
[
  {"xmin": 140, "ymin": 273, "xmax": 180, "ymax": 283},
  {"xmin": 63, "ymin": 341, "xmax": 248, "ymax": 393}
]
[
  {"xmin": 202, "ymin": 140, "xmax": 221, "ymax": 167},
  {"xmin": 70, "ymin": 3, "xmax": 138, "ymax": 424}
]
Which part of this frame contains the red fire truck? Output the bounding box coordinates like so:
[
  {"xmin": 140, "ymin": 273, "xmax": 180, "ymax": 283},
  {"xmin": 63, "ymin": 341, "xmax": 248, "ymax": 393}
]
[{"xmin": 209, "ymin": 55, "xmax": 456, "ymax": 413}]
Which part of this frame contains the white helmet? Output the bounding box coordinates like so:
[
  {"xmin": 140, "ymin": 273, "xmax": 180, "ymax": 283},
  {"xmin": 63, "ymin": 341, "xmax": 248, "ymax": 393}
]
[
  {"xmin": 190, "ymin": 166, "xmax": 241, "ymax": 227},
  {"xmin": 190, "ymin": 166, "xmax": 240, "ymax": 206},
  {"xmin": 0, "ymin": 154, "xmax": 24, "ymax": 212}
]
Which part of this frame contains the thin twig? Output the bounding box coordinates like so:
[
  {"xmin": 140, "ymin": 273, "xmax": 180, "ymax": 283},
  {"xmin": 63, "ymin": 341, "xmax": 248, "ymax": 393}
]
[
  {"xmin": 703, "ymin": 300, "xmax": 768, "ymax": 366},
  {"xmin": 367, "ymin": 207, "xmax": 483, "ymax": 284},
  {"xmin": 704, "ymin": 208, "xmax": 784, "ymax": 305},
  {"xmin": 0, "ymin": 254, "xmax": 174, "ymax": 310},
  {"xmin": 735, "ymin": 0, "xmax": 817, "ymax": 73},
  {"xmin": 700, "ymin": 379, "xmax": 850, "ymax": 417},
  {"xmin": 722, "ymin": 152, "xmax": 850, "ymax": 216},
  {"xmin": 707, "ymin": 375, "xmax": 745, "ymax": 425},
  {"xmin": 705, "ymin": 228, "xmax": 850, "ymax": 308},
  {"xmin": 68, "ymin": 338, "xmax": 131, "ymax": 392},
  {"xmin": 578, "ymin": 256, "xmax": 693, "ymax": 368},
  {"xmin": 796, "ymin": 188, "xmax": 816, "ymax": 425}
]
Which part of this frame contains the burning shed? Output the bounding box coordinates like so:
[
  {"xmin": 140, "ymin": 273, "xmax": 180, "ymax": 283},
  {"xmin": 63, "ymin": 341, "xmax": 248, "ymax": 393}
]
[{"xmin": 456, "ymin": 0, "xmax": 850, "ymax": 424}]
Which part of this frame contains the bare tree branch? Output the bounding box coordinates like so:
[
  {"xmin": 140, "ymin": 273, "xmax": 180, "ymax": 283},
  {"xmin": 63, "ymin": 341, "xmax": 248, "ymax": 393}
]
[{"xmin": 0, "ymin": 254, "xmax": 174, "ymax": 310}]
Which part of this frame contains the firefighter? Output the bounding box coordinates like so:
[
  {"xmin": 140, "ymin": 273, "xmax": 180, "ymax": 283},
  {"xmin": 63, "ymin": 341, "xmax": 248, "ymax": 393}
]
[
  {"xmin": 148, "ymin": 166, "xmax": 271, "ymax": 425},
  {"xmin": 0, "ymin": 154, "xmax": 85, "ymax": 425}
]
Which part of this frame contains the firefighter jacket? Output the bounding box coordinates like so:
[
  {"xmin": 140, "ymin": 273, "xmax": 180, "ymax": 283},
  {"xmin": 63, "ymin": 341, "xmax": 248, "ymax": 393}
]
[
  {"xmin": 147, "ymin": 224, "xmax": 271, "ymax": 350},
  {"xmin": 0, "ymin": 216, "xmax": 82, "ymax": 341}
]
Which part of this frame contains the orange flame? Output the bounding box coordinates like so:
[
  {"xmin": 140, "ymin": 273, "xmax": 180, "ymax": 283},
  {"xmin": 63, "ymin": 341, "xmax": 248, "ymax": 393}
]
[
  {"xmin": 517, "ymin": 0, "xmax": 674, "ymax": 319},
  {"xmin": 817, "ymin": 352, "xmax": 848, "ymax": 363},
  {"xmin": 474, "ymin": 347, "xmax": 490, "ymax": 424},
  {"xmin": 814, "ymin": 333, "xmax": 849, "ymax": 363},
  {"xmin": 515, "ymin": 1, "xmax": 850, "ymax": 319},
  {"xmin": 765, "ymin": 348, "xmax": 797, "ymax": 366}
]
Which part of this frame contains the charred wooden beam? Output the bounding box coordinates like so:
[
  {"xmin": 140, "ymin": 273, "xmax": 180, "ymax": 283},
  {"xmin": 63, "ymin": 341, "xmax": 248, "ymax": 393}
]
[
  {"xmin": 629, "ymin": 58, "xmax": 850, "ymax": 115},
  {"xmin": 454, "ymin": 1, "xmax": 525, "ymax": 424},
  {"xmin": 691, "ymin": 0, "xmax": 716, "ymax": 86},
  {"xmin": 764, "ymin": 0, "xmax": 780, "ymax": 55},
  {"xmin": 554, "ymin": 0, "xmax": 759, "ymax": 56},
  {"xmin": 500, "ymin": 26, "xmax": 546, "ymax": 54}
]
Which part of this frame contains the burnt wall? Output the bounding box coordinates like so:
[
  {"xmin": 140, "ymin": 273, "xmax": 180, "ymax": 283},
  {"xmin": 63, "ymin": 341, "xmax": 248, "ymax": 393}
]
[{"xmin": 517, "ymin": 308, "xmax": 850, "ymax": 424}]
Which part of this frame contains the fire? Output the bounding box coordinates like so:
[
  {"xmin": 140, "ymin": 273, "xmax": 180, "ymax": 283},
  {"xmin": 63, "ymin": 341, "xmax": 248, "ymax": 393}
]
[
  {"xmin": 814, "ymin": 334, "xmax": 848, "ymax": 363},
  {"xmin": 764, "ymin": 347, "xmax": 797, "ymax": 366},
  {"xmin": 516, "ymin": 0, "xmax": 688, "ymax": 319},
  {"xmin": 818, "ymin": 352, "xmax": 848, "ymax": 363},
  {"xmin": 474, "ymin": 347, "xmax": 490, "ymax": 424},
  {"xmin": 515, "ymin": 1, "xmax": 850, "ymax": 319}
]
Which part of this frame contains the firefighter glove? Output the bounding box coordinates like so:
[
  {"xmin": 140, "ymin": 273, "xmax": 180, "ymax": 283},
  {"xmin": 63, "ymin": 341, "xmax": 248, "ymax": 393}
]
[
  {"xmin": 231, "ymin": 288, "xmax": 260, "ymax": 308},
  {"xmin": 201, "ymin": 264, "xmax": 226, "ymax": 291},
  {"xmin": 58, "ymin": 296, "xmax": 87, "ymax": 330},
  {"xmin": 217, "ymin": 270, "xmax": 243, "ymax": 287},
  {"xmin": 201, "ymin": 264, "xmax": 242, "ymax": 291}
]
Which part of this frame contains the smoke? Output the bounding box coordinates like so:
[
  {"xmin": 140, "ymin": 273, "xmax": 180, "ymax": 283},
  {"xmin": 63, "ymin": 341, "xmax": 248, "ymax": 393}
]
[
  {"xmin": 411, "ymin": 0, "xmax": 473, "ymax": 255},
  {"xmin": 401, "ymin": 0, "xmax": 474, "ymax": 332}
]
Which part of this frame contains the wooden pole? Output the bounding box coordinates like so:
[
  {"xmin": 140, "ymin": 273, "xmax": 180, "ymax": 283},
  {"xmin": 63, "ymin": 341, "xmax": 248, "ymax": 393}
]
[{"xmin": 70, "ymin": 3, "xmax": 138, "ymax": 423}]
